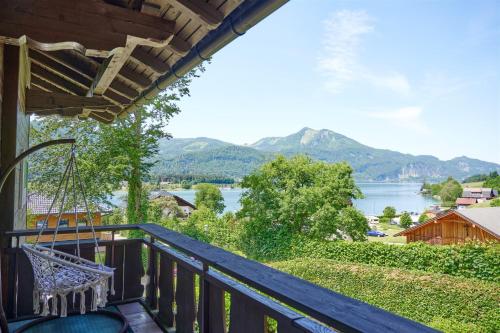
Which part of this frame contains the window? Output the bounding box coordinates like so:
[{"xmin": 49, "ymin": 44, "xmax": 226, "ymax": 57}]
[
  {"xmin": 36, "ymin": 220, "xmax": 46, "ymax": 229},
  {"xmin": 58, "ymin": 219, "xmax": 69, "ymax": 228},
  {"xmin": 77, "ymin": 218, "xmax": 87, "ymax": 227}
]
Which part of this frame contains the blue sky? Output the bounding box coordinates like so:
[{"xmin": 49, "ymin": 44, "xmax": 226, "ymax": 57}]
[{"xmin": 170, "ymin": 0, "xmax": 500, "ymax": 164}]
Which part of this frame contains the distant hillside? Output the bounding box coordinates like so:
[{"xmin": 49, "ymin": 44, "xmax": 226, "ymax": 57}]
[{"xmin": 153, "ymin": 128, "xmax": 500, "ymax": 181}]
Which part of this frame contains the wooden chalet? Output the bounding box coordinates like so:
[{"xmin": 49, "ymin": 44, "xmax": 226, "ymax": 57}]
[
  {"xmin": 0, "ymin": 0, "xmax": 438, "ymax": 332},
  {"xmin": 395, "ymin": 207, "xmax": 500, "ymax": 245},
  {"xmin": 26, "ymin": 193, "xmax": 106, "ymax": 242}
]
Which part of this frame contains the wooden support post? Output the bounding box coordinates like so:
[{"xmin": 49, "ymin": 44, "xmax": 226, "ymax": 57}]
[
  {"xmin": 0, "ymin": 44, "xmax": 29, "ymax": 239},
  {"xmin": 146, "ymin": 237, "xmax": 158, "ymax": 309}
]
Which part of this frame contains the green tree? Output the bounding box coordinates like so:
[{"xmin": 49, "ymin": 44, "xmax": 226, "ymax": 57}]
[
  {"xmin": 194, "ymin": 183, "xmax": 225, "ymax": 214},
  {"xmin": 382, "ymin": 206, "xmax": 396, "ymax": 219},
  {"xmin": 484, "ymin": 176, "xmax": 500, "ymax": 191},
  {"xmin": 438, "ymin": 177, "xmax": 463, "ymax": 206},
  {"xmin": 490, "ymin": 198, "xmax": 500, "ymax": 207},
  {"xmin": 238, "ymin": 155, "xmax": 367, "ymax": 259},
  {"xmin": 418, "ymin": 213, "xmax": 430, "ymax": 223},
  {"xmin": 400, "ymin": 212, "xmax": 413, "ymax": 228},
  {"xmin": 29, "ymin": 65, "xmax": 205, "ymax": 232}
]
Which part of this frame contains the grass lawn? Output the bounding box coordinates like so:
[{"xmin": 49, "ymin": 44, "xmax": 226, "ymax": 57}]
[
  {"xmin": 271, "ymin": 259, "xmax": 500, "ymax": 333},
  {"xmin": 462, "ymin": 181, "xmax": 484, "ymax": 188},
  {"xmin": 367, "ymin": 222, "xmax": 406, "ymax": 244}
]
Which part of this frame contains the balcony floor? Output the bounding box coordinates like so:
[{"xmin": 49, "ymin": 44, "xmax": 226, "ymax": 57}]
[{"xmin": 8, "ymin": 302, "xmax": 163, "ymax": 333}]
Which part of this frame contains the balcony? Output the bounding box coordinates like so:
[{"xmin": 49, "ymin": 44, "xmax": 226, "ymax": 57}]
[{"xmin": 1, "ymin": 224, "xmax": 437, "ymax": 333}]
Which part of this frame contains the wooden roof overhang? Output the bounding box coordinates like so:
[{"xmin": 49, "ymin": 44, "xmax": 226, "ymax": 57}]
[
  {"xmin": 394, "ymin": 210, "xmax": 500, "ymax": 239},
  {"xmin": 0, "ymin": 0, "xmax": 288, "ymax": 123}
]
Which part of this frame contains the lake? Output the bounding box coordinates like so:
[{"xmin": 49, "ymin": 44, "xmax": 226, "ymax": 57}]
[{"xmin": 166, "ymin": 183, "xmax": 436, "ymax": 216}]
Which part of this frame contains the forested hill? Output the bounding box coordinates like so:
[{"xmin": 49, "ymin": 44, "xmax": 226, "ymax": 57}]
[{"xmin": 153, "ymin": 127, "xmax": 500, "ymax": 181}]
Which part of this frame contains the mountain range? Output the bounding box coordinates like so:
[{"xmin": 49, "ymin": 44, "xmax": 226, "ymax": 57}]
[{"xmin": 153, "ymin": 127, "xmax": 500, "ymax": 182}]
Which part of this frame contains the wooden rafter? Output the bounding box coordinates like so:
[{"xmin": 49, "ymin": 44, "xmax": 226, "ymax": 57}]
[
  {"xmin": 131, "ymin": 48, "xmax": 171, "ymax": 73},
  {"xmin": 26, "ymin": 90, "xmax": 120, "ymax": 121},
  {"xmin": 30, "ymin": 50, "xmax": 138, "ymax": 100},
  {"xmin": 0, "ymin": 0, "xmax": 175, "ymax": 56},
  {"xmin": 165, "ymin": 0, "xmax": 224, "ymax": 29}
]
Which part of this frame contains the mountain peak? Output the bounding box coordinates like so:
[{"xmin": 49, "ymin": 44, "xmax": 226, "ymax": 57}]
[{"xmin": 251, "ymin": 127, "xmax": 361, "ymax": 152}]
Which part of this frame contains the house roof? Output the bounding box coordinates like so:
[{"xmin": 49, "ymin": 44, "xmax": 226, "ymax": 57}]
[
  {"xmin": 1, "ymin": 0, "xmax": 288, "ymax": 123},
  {"xmin": 458, "ymin": 208, "xmax": 500, "ymax": 237},
  {"xmin": 27, "ymin": 193, "xmax": 106, "ymax": 215},
  {"xmin": 455, "ymin": 197, "xmax": 477, "ymax": 205},
  {"xmin": 395, "ymin": 207, "xmax": 500, "ymax": 239},
  {"xmin": 462, "ymin": 188, "xmax": 496, "ymax": 198},
  {"xmin": 149, "ymin": 190, "xmax": 196, "ymax": 209}
]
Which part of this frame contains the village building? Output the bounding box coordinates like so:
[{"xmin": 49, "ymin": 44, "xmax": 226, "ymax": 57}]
[
  {"xmin": 395, "ymin": 207, "xmax": 500, "ymax": 245},
  {"xmin": 27, "ymin": 193, "xmax": 108, "ymax": 242},
  {"xmin": 149, "ymin": 190, "xmax": 196, "ymax": 217},
  {"xmin": 455, "ymin": 187, "xmax": 498, "ymax": 208}
]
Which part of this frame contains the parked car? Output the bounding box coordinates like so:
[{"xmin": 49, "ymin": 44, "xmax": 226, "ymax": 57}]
[{"xmin": 367, "ymin": 230, "xmax": 387, "ymax": 237}]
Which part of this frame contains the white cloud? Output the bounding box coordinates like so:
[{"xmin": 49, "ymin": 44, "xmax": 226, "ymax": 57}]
[
  {"xmin": 368, "ymin": 107, "xmax": 429, "ymax": 133},
  {"xmin": 318, "ymin": 10, "xmax": 411, "ymax": 95}
]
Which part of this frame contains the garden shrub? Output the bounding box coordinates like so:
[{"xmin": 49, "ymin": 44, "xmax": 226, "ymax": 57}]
[
  {"xmin": 286, "ymin": 238, "xmax": 500, "ymax": 282},
  {"xmin": 271, "ymin": 259, "xmax": 500, "ymax": 333}
]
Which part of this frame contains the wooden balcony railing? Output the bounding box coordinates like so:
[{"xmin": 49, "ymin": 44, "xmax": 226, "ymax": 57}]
[{"xmin": 2, "ymin": 224, "xmax": 438, "ymax": 333}]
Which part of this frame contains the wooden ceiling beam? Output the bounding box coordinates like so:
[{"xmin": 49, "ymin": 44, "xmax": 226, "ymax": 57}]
[
  {"xmin": 31, "ymin": 64, "xmax": 85, "ymax": 95},
  {"xmin": 30, "ymin": 76, "xmax": 70, "ymax": 94},
  {"xmin": 0, "ymin": 0, "xmax": 175, "ymax": 55},
  {"xmin": 131, "ymin": 48, "xmax": 171, "ymax": 73},
  {"xmin": 166, "ymin": 0, "xmax": 224, "ymax": 29},
  {"xmin": 26, "ymin": 90, "xmax": 121, "ymax": 115},
  {"xmin": 31, "ymin": 62, "xmax": 131, "ymax": 106},
  {"xmin": 32, "ymin": 50, "xmax": 139, "ymax": 99}
]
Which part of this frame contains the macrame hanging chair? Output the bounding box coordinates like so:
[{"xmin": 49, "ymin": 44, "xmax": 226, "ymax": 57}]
[{"xmin": 22, "ymin": 144, "xmax": 114, "ymax": 318}]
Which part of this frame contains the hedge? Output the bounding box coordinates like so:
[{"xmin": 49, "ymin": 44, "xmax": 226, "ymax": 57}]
[
  {"xmin": 271, "ymin": 259, "xmax": 500, "ymax": 333},
  {"xmin": 286, "ymin": 239, "xmax": 500, "ymax": 282}
]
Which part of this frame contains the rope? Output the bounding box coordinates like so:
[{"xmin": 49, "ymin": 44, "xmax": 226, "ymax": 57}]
[
  {"xmin": 34, "ymin": 150, "xmax": 73, "ymax": 246},
  {"xmin": 73, "ymin": 147, "xmax": 103, "ymax": 264}
]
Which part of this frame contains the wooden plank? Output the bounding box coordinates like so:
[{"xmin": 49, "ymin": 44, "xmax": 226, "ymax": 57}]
[
  {"xmin": 145, "ymin": 244, "xmax": 158, "ymax": 310},
  {"xmin": 0, "ymin": 0, "xmax": 175, "ymax": 54},
  {"xmin": 105, "ymin": 243, "xmax": 125, "ymax": 302},
  {"xmin": 131, "ymin": 48, "xmax": 171, "ymax": 73},
  {"xmin": 140, "ymin": 224, "xmax": 438, "ymax": 333},
  {"xmin": 208, "ymin": 282, "xmax": 226, "ymax": 333},
  {"xmin": 168, "ymin": 0, "xmax": 224, "ymax": 28},
  {"xmin": 228, "ymin": 293, "xmax": 266, "ymax": 333},
  {"xmin": 31, "ymin": 63, "xmax": 85, "ymax": 95},
  {"xmin": 123, "ymin": 241, "xmax": 145, "ymax": 300},
  {"xmin": 14, "ymin": 250, "xmax": 34, "ymax": 318},
  {"xmin": 120, "ymin": 66, "xmax": 152, "ymax": 88},
  {"xmin": 26, "ymin": 90, "xmax": 121, "ymax": 114},
  {"xmin": 158, "ymin": 253, "xmax": 175, "ymax": 327},
  {"xmin": 30, "ymin": 50, "xmax": 92, "ymax": 89},
  {"xmin": 30, "ymin": 76, "xmax": 68, "ymax": 94},
  {"xmin": 175, "ymin": 264, "xmax": 196, "ymax": 333},
  {"xmin": 89, "ymin": 45, "xmax": 138, "ymax": 96}
]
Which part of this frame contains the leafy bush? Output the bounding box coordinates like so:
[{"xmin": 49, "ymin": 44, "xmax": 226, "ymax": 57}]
[
  {"xmin": 271, "ymin": 259, "xmax": 500, "ymax": 333},
  {"xmin": 383, "ymin": 206, "xmax": 396, "ymax": 218},
  {"xmin": 285, "ymin": 238, "xmax": 500, "ymax": 282},
  {"xmin": 399, "ymin": 212, "xmax": 412, "ymax": 228}
]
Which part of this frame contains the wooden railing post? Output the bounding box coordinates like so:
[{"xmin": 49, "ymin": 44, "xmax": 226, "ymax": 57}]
[
  {"xmin": 146, "ymin": 236, "xmax": 158, "ymax": 309},
  {"xmin": 199, "ymin": 263, "xmax": 210, "ymax": 333}
]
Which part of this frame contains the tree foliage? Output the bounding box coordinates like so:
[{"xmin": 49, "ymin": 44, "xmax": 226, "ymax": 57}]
[
  {"xmin": 194, "ymin": 183, "xmax": 225, "ymax": 214},
  {"xmin": 238, "ymin": 155, "xmax": 367, "ymax": 259},
  {"xmin": 484, "ymin": 175, "xmax": 500, "ymax": 191},
  {"xmin": 29, "ymin": 65, "xmax": 206, "ymax": 227},
  {"xmin": 438, "ymin": 177, "xmax": 463, "ymax": 206},
  {"xmin": 418, "ymin": 213, "xmax": 430, "ymax": 223},
  {"xmin": 382, "ymin": 206, "xmax": 396, "ymax": 219},
  {"xmin": 400, "ymin": 212, "xmax": 413, "ymax": 228}
]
